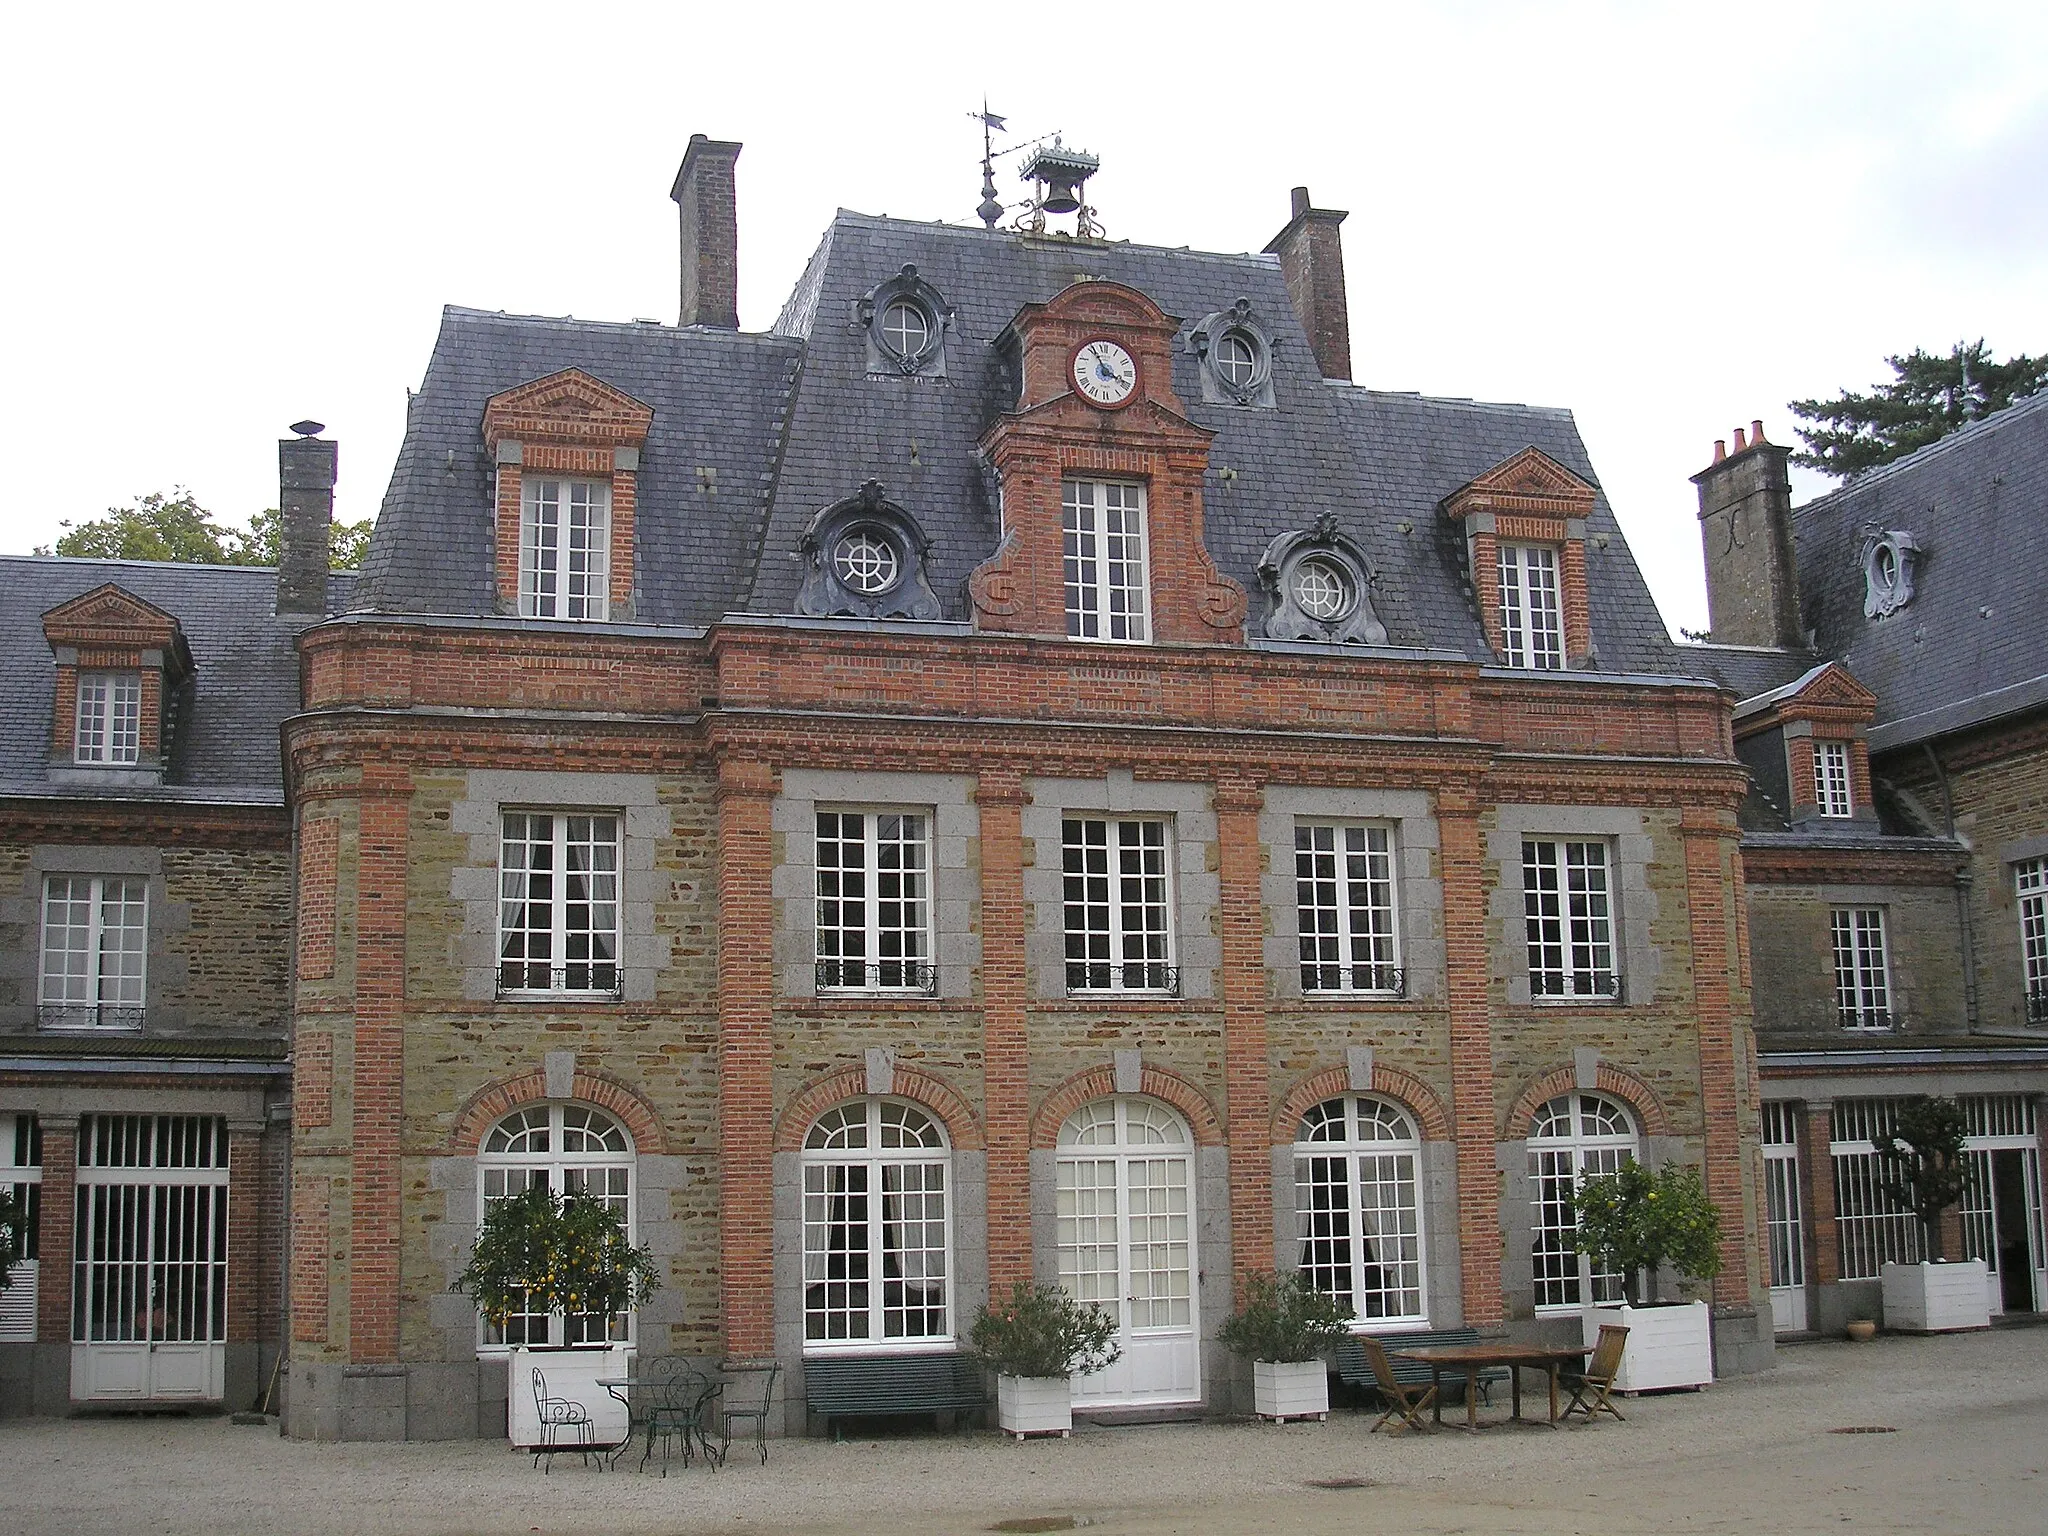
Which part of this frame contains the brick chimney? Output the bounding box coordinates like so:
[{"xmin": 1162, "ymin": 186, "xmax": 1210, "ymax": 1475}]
[
  {"xmin": 1264, "ymin": 186, "xmax": 1352, "ymax": 382},
  {"xmin": 671, "ymin": 135, "xmax": 741, "ymax": 329},
  {"xmin": 1691, "ymin": 420, "xmax": 1802, "ymax": 648},
  {"xmin": 277, "ymin": 426, "xmax": 336, "ymax": 619}
]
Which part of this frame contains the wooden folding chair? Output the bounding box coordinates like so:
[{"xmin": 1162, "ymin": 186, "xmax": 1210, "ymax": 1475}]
[
  {"xmin": 1561, "ymin": 1324, "xmax": 1629, "ymax": 1424},
  {"xmin": 1361, "ymin": 1336, "xmax": 1437, "ymax": 1433}
]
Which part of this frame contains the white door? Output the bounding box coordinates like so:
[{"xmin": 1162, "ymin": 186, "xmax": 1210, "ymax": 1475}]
[
  {"xmin": 71, "ymin": 1116, "xmax": 228, "ymax": 1403},
  {"xmin": 1762, "ymin": 1104, "xmax": 1807, "ymax": 1333},
  {"xmin": 1056, "ymin": 1098, "xmax": 1200, "ymax": 1408},
  {"xmin": 1961, "ymin": 1097, "xmax": 2048, "ymax": 1317}
]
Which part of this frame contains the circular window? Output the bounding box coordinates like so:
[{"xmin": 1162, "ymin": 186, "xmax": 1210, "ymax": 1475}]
[
  {"xmin": 1215, "ymin": 330, "xmax": 1259, "ymax": 390},
  {"xmin": 1290, "ymin": 555, "xmax": 1354, "ymax": 621},
  {"xmin": 832, "ymin": 527, "xmax": 901, "ymax": 593},
  {"xmin": 880, "ymin": 300, "xmax": 931, "ymax": 360}
]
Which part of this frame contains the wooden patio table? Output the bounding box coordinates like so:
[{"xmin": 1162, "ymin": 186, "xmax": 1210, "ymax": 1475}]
[{"xmin": 1391, "ymin": 1343, "xmax": 1595, "ymax": 1429}]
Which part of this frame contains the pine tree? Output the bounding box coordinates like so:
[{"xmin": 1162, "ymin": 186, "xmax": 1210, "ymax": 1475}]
[{"xmin": 1789, "ymin": 341, "xmax": 2048, "ymax": 479}]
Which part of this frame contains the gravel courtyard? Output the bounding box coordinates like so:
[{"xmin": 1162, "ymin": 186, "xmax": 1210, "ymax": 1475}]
[{"xmin": 4, "ymin": 1327, "xmax": 2043, "ymax": 1536}]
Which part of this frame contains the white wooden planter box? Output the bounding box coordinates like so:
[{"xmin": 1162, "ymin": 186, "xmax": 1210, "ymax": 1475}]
[
  {"xmin": 1252, "ymin": 1359, "xmax": 1329, "ymax": 1421},
  {"xmin": 1881, "ymin": 1260, "xmax": 1992, "ymax": 1333},
  {"xmin": 996, "ymin": 1374, "xmax": 1072, "ymax": 1439},
  {"xmin": 1583, "ymin": 1300, "xmax": 1713, "ymax": 1392},
  {"xmin": 507, "ymin": 1345, "xmax": 633, "ymax": 1449}
]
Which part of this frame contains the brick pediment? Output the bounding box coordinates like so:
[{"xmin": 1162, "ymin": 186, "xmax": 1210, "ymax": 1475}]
[
  {"xmin": 1003, "ymin": 280, "xmax": 1187, "ymax": 416},
  {"xmin": 482, "ymin": 368, "xmax": 654, "ymax": 451},
  {"xmin": 1441, "ymin": 447, "xmax": 1597, "ymax": 524},
  {"xmin": 43, "ymin": 583, "xmax": 188, "ymax": 670},
  {"xmin": 1785, "ymin": 662, "xmax": 1877, "ymax": 712}
]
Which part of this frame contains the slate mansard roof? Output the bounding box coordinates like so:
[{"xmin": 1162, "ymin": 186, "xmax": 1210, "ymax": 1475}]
[
  {"xmin": 1792, "ymin": 388, "xmax": 2048, "ymax": 750},
  {"xmin": 356, "ymin": 210, "xmax": 1685, "ymax": 673},
  {"xmin": 0, "ymin": 558, "xmax": 351, "ymax": 806}
]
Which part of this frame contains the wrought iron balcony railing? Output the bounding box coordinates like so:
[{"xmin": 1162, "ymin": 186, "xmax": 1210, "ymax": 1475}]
[
  {"xmin": 2027, "ymin": 988, "xmax": 2048, "ymax": 1026},
  {"xmin": 1064, "ymin": 960, "xmax": 1180, "ymax": 995},
  {"xmin": 38, "ymin": 1003, "xmax": 145, "ymax": 1031},
  {"xmin": 815, "ymin": 959, "xmax": 938, "ymax": 994},
  {"xmin": 496, "ymin": 962, "xmax": 624, "ymax": 1000},
  {"xmin": 1838, "ymin": 1007, "xmax": 1895, "ymax": 1032},
  {"xmin": 1301, "ymin": 965, "xmax": 1405, "ymax": 997},
  {"xmin": 1530, "ymin": 970, "xmax": 1622, "ymax": 1002}
]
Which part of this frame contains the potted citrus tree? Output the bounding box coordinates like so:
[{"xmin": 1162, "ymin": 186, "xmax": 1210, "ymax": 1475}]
[
  {"xmin": 969, "ymin": 1280, "xmax": 1121, "ymax": 1439},
  {"xmin": 1874, "ymin": 1096, "xmax": 1990, "ymax": 1332},
  {"xmin": 1217, "ymin": 1270, "xmax": 1350, "ymax": 1422},
  {"xmin": 1572, "ymin": 1159, "xmax": 1722, "ymax": 1390},
  {"xmin": 456, "ymin": 1183, "xmax": 660, "ymax": 1448}
]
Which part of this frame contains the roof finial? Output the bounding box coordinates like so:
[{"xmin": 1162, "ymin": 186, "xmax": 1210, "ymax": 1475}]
[{"xmin": 972, "ymin": 102, "xmax": 1007, "ymax": 228}]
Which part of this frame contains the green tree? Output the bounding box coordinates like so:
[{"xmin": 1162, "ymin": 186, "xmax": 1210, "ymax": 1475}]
[
  {"xmin": 232, "ymin": 508, "xmax": 374, "ymax": 570},
  {"xmin": 1571, "ymin": 1159, "xmax": 1723, "ymax": 1306},
  {"xmin": 0, "ymin": 1188, "xmax": 20, "ymax": 1295},
  {"xmin": 1873, "ymin": 1095, "xmax": 1972, "ymax": 1263},
  {"xmin": 39, "ymin": 491, "xmax": 372, "ymax": 570},
  {"xmin": 1790, "ymin": 340, "xmax": 2048, "ymax": 479}
]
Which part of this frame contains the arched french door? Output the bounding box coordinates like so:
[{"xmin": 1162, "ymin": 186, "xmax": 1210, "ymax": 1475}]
[{"xmin": 1055, "ymin": 1097, "xmax": 1200, "ymax": 1407}]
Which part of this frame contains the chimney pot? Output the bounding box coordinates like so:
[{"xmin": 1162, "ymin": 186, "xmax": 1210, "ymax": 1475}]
[
  {"xmin": 276, "ymin": 431, "xmax": 337, "ymax": 619},
  {"xmin": 1733, "ymin": 426, "xmax": 1748, "ymax": 452},
  {"xmin": 1265, "ymin": 187, "xmax": 1353, "ymax": 382},
  {"xmin": 671, "ymin": 135, "xmax": 742, "ymax": 329},
  {"xmin": 1290, "ymin": 186, "xmax": 1312, "ymax": 218},
  {"xmin": 1714, "ymin": 439, "xmax": 1727, "ymax": 462},
  {"xmin": 1751, "ymin": 418, "xmax": 1766, "ymax": 444}
]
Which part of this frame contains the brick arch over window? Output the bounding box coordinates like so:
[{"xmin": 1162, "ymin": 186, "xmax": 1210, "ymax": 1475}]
[
  {"xmin": 1031, "ymin": 1065, "xmax": 1224, "ymax": 1149},
  {"xmin": 1503, "ymin": 1064, "xmax": 1672, "ymax": 1142},
  {"xmin": 774, "ymin": 1063, "xmax": 984, "ymax": 1152},
  {"xmin": 1273, "ymin": 1064, "xmax": 1450, "ymax": 1143},
  {"xmin": 449, "ymin": 1068, "xmax": 667, "ymax": 1156}
]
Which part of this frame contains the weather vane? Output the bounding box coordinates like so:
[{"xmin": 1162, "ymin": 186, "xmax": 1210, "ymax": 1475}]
[{"xmin": 972, "ymin": 101, "xmax": 1007, "ymax": 228}]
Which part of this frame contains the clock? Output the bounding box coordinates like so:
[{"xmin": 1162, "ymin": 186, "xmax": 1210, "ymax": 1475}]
[{"xmin": 1071, "ymin": 339, "xmax": 1139, "ymax": 408}]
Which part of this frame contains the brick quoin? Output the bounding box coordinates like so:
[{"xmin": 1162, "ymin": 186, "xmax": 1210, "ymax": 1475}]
[
  {"xmin": 1215, "ymin": 773, "xmax": 1272, "ymax": 1282},
  {"xmin": 1683, "ymin": 808, "xmax": 1756, "ymax": 1305},
  {"xmin": 297, "ymin": 816, "xmax": 338, "ymax": 981},
  {"xmin": 716, "ymin": 757, "xmax": 777, "ymax": 1357},
  {"xmin": 292, "ymin": 1172, "xmax": 330, "ymax": 1345},
  {"xmin": 1434, "ymin": 787, "xmax": 1504, "ymax": 1327},
  {"xmin": 975, "ymin": 768, "xmax": 1033, "ymax": 1294},
  {"xmin": 348, "ymin": 764, "xmax": 412, "ymax": 1363}
]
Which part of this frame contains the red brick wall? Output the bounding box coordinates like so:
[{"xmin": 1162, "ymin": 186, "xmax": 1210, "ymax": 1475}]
[
  {"xmin": 1215, "ymin": 774, "xmax": 1272, "ymax": 1281},
  {"xmin": 1683, "ymin": 809, "xmax": 1756, "ymax": 1303},
  {"xmin": 36, "ymin": 1126, "xmax": 75, "ymax": 1343},
  {"xmin": 1437, "ymin": 789, "xmax": 1503, "ymax": 1326},
  {"xmin": 347, "ymin": 765, "xmax": 411, "ymax": 1362},
  {"xmin": 716, "ymin": 758, "xmax": 776, "ymax": 1356},
  {"xmin": 976, "ymin": 769, "xmax": 1033, "ymax": 1295},
  {"xmin": 297, "ymin": 815, "xmax": 337, "ymax": 981}
]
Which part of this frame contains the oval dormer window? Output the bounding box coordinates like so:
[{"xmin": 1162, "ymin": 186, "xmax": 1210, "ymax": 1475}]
[
  {"xmin": 880, "ymin": 300, "xmax": 932, "ymax": 363},
  {"xmin": 832, "ymin": 526, "xmax": 901, "ymax": 594},
  {"xmin": 1289, "ymin": 555, "xmax": 1355, "ymax": 621},
  {"xmin": 1214, "ymin": 330, "xmax": 1259, "ymax": 392}
]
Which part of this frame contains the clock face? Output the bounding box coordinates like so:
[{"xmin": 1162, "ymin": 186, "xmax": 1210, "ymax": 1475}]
[{"xmin": 1072, "ymin": 339, "xmax": 1139, "ymax": 408}]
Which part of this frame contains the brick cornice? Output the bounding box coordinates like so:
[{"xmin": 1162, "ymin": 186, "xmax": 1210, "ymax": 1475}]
[
  {"xmin": 0, "ymin": 796, "xmax": 289, "ymax": 848},
  {"xmin": 1740, "ymin": 841, "xmax": 1964, "ymax": 886}
]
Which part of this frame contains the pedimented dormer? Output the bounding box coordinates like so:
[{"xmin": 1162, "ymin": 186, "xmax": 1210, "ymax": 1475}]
[
  {"xmin": 1733, "ymin": 661, "xmax": 1880, "ymax": 826},
  {"xmin": 42, "ymin": 584, "xmax": 193, "ymax": 784},
  {"xmin": 483, "ymin": 368, "xmax": 655, "ymax": 622},
  {"xmin": 1441, "ymin": 448, "xmax": 1598, "ymax": 670},
  {"xmin": 972, "ymin": 281, "xmax": 1246, "ymax": 644}
]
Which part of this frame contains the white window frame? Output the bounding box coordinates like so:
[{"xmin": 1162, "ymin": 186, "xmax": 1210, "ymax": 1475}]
[
  {"xmin": 801, "ymin": 1098, "xmax": 954, "ymax": 1353},
  {"xmin": 1816, "ymin": 741, "xmax": 1853, "ymax": 818},
  {"xmin": 1062, "ymin": 816, "xmax": 1175, "ymax": 994},
  {"xmin": 1295, "ymin": 821, "xmax": 1400, "ymax": 994},
  {"xmin": 1497, "ymin": 543, "xmax": 1563, "ymax": 670},
  {"xmin": 474, "ymin": 1102, "xmax": 637, "ymax": 1351},
  {"xmin": 814, "ymin": 808, "xmax": 933, "ymax": 993},
  {"xmin": 1062, "ymin": 480, "xmax": 1150, "ymax": 643},
  {"xmin": 38, "ymin": 875, "xmax": 148, "ymax": 1027},
  {"xmin": 1294, "ymin": 1096, "xmax": 1427, "ymax": 1325},
  {"xmin": 1522, "ymin": 839, "xmax": 1618, "ymax": 1000},
  {"xmin": 0, "ymin": 1114, "xmax": 40, "ymax": 1342},
  {"xmin": 497, "ymin": 811, "xmax": 621, "ymax": 998},
  {"xmin": 519, "ymin": 476, "xmax": 611, "ymax": 621},
  {"xmin": 2019, "ymin": 859, "xmax": 2048, "ymax": 1024},
  {"xmin": 74, "ymin": 672, "xmax": 142, "ymax": 765},
  {"xmin": 1831, "ymin": 906, "xmax": 1892, "ymax": 1030},
  {"xmin": 1528, "ymin": 1092, "xmax": 1639, "ymax": 1311}
]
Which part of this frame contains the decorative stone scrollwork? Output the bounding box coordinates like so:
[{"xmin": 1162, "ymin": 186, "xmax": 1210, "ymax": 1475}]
[
  {"xmin": 1189, "ymin": 297, "xmax": 1277, "ymax": 408},
  {"xmin": 1257, "ymin": 512, "xmax": 1388, "ymax": 645},
  {"xmin": 856, "ymin": 264, "xmax": 955, "ymax": 379},
  {"xmin": 797, "ymin": 481, "xmax": 944, "ymax": 620},
  {"xmin": 1861, "ymin": 528, "xmax": 1921, "ymax": 618}
]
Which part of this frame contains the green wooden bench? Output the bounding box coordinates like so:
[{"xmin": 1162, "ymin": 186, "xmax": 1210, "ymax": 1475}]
[
  {"xmin": 1333, "ymin": 1328, "xmax": 1508, "ymax": 1407},
  {"xmin": 801, "ymin": 1352, "xmax": 987, "ymax": 1437}
]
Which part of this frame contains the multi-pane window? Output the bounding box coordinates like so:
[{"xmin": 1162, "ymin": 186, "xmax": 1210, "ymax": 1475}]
[
  {"xmin": 498, "ymin": 812, "xmax": 620, "ymax": 996},
  {"xmin": 802, "ymin": 1099, "xmax": 951, "ymax": 1349},
  {"xmin": 1528, "ymin": 1092, "xmax": 1638, "ymax": 1309},
  {"xmin": 75, "ymin": 673, "xmax": 142, "ymax": 764},
  {"xmin": 1497, "ymin": 544, "xmax": 1563, "ymax": 670},
  {"xmin": 1214, "ymin": 331, "xmax": 1258, "ymax": 390},
  {"xmin": 476, "ymin": 1103, "xmax": 635, "ymax": 1347},
  {"xmin": 879, "ymin": 300, "xmax": 930, "ymax": 359},
  {"xmin": 815, "ymin": 810, "xmax": 932, "ymax": 992},
  {"xmin": 1816, "ymin": 741, "xmax": 1853, "ymax": 818},
  {"xmin": 2017, "ymin": 860, "xmax": 2048, "ymax": 1024},
  {"xmin": 1296, "ymin": 822, "xmax": 1399, "ymax": 993},
  {"xmin": 39, "ymin": 875, "xmax": 147, "ymax": 1026},
  {"xmin": 1295, "ymin": 1096, "xmax": 1426, "ymax": 1323},
  {"xmin": 1062, "ymin": 480, "xmax": 1150, "ymax": 642},
  {"xmin": 1831, "ymin": 907, "xmax": 1892, "ymax": 1030},
  {"xmin": 1522, "ymin": 840, "xmax": 1617, "ymax": 999},
  {"xmin": 0, "ymin": 1115, "xmax": 41, "ymax": 1343},
  {"xmin": 519, "ymin": 477, "xmax": 611, "ymax": 621},
  {"xmin": 1063, "ymin": 817, "xmax": 1173, "ymax": 992}
]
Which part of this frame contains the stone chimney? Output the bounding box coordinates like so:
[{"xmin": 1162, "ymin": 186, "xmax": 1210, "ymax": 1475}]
[
  {"xmin": 670, "ymin": 135, "xmax": 741, "ymax": 329},
  {"xmin": 1691, "ymin": 419, "xmax": 1802, "ymax": 648},
  {"xmin": 277, "ymin": 425, "xmax": 336, "ymax": 619},
  {"xmin": 1264, "ymin": 186, "xmax": 1352, "ymax": 382}
]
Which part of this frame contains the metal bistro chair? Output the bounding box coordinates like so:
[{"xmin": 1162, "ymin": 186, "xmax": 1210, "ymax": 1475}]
[
  {"xmin": 645, "ymin": 1361, "xmax": 711, "ymax": 1475},
  {"xmin": 531, "ymin": 1367, "xmax": 597, "ymax": 1472},
  {"xmin": 1561, "ymin": 1323, "xmax": 1630, "ymax": 1425},
  {"xmin": 1361, "ymin": 1335, "xmax": 1438, "ymax": 1434},
  {"xmin": 706, "ymin": 1362, "xmax": 780, "ymax": 1468}
]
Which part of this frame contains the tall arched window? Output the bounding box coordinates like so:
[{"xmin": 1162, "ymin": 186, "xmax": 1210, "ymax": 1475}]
[
  {"xmin": 1527, "ymin": 1092, "xmax": 1639, "ymax": 1309},
  {"xmin": 1294, "ymin": 1096, "xmax": 1427, "ymax": 1324},
  {"xmin": 476, "ymin": 1102, "xmax": 636, "ymax": 1348},
  {"xmin": 802, "ymin": 1099, "xmax": 952, "ymax": 1350}
]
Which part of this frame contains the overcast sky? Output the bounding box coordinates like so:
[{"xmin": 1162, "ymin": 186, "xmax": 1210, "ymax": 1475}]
[{"xmin": 4, "ymin": 2, "xmax": 2043, "ymax": 636}]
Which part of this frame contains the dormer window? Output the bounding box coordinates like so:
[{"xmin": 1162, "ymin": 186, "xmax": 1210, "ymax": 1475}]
[
  {"xmin": 796, "ymin": 481, "xmax": 944, "ymax": 621},
  {"xmin": 520, "ymin": 477, "xmax": 611, "ymax": 621},
  {"xmin": 880, "ymin": 300, "xmax": 931, "ymax": 362},
  {"xmin": 857, "ymin": 265, "xmax": 953, "ymax": 379},
  {"xmin": 1817, "ymin": 741, "xmax": 1853, "ymax": 818},
  {"xmin": 833, "ymin": 527, "xmax": 900, "ymax": 594},
  {"xmin": 75, "ymin": 673, "xmax": 142, "ymax": 764},
  {"xmin": 1189, "ymin": 298, "xmax": 1277, "ymax": 408},
  {"xmin": 1062, "ymin": 480, "xmax": 1150, "ymax": 642},
  {"xmin": 1214, "ymin": 331, "xmax": 1257, "ymax": 390},
  {"xmin": 1498, "ymin": 543, "xmax": 1564, "ymax": 670}
]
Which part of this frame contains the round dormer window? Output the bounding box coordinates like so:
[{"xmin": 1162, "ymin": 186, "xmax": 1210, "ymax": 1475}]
[
  {"xmin": 1290, "ymin": 555, "xmax": 1355, "ymax": 621},
  {"xmin": 1215, "ymin": 330, "xmax": 1259, "ymax": 391},
  {"xmin": 833, "ymin": 526, "xmax": 901, "ymax": 594},
  {"xmin": 880, "ymin": 300, "xmax": 931, "ymax": 361}
]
